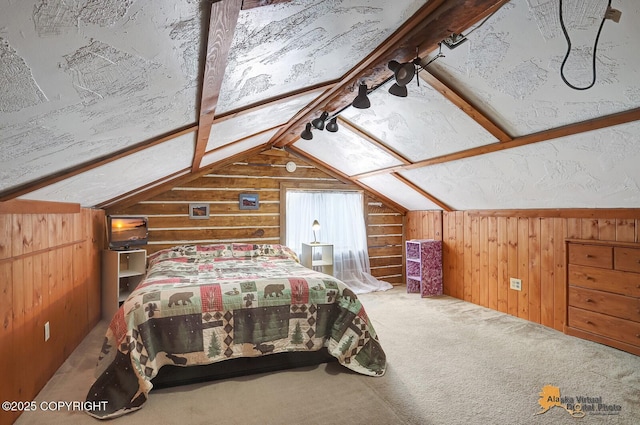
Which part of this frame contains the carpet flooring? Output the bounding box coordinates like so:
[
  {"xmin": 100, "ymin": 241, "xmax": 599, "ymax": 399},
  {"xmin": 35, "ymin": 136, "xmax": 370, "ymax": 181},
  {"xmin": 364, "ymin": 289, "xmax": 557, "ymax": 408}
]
[{"xmin": 13, "ymin": 286, "xmax": 640, "ymax": 425}]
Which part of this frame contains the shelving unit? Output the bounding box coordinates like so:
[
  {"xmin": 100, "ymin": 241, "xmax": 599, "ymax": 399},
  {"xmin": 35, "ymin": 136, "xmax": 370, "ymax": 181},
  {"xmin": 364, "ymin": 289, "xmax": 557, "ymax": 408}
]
[
  {"xmin": 102, "ymin": 249, "xmax": 146, "ymax": 319},
  {"xmin": 406, "ymin": 239, "xmax": 442, "ymax": 297},
  {"xmin": 300, "ymin": 243, "xmax": 334, "ymax": 276}
]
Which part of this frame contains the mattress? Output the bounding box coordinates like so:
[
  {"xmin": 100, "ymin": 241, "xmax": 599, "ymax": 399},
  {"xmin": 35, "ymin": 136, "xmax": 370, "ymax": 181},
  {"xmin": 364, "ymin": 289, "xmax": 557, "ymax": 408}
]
[{"xmin": 86, "ymin": 243, "xmax": 386, "ymax": 419}]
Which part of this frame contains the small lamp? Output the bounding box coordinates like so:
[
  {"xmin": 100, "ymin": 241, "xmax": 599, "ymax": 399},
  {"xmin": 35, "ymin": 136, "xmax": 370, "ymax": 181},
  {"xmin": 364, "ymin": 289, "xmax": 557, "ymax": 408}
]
[
  {"xmin": 300, "ymin": 123, "xmax": 313, "ymax": 140},
  {"xmin": 388, "ymin": 60, "xmax": 415, "ymax": 97},
  {"xmin": 352, "ymin": 83, "xmax": 371, "ymax": 109},
  {"xmin": 311, "ymin": 111, "xmax": 329, "ymax": 130},
  {"xmin": 325, "ymin": 117, "xmax": 339, "ymax": 132},
  {"xmin": 312, "ymin": 220, "xmax": 320, "ymax": 244}
]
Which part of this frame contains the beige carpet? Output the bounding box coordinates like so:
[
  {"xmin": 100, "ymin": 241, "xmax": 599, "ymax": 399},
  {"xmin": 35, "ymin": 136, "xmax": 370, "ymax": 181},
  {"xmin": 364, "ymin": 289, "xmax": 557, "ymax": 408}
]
[{"xmin": 13, "ymin": 287, "xmax": 640, "ymax": 425}]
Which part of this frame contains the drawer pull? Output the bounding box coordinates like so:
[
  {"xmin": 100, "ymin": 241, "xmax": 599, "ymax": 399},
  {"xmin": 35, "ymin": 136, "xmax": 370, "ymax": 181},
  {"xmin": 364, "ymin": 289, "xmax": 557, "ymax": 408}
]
[
  {"xmin": 586, "ymin": 254, "xmax": 594, "ymax": 258},
  {"xmin": 586, "ymin": 276, "xmax": 595, "ymax": 281},
  {"xmin": 585, "ymin": 320, "xmax": 594, "ymax": 325},
  {"xmin": 585, "ymin": 298, "xmax": 593, "ymax": 303}
]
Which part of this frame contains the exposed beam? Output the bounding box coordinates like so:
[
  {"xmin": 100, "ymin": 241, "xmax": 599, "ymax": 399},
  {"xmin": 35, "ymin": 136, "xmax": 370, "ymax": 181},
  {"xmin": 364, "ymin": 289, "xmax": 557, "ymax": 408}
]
[
  {"xmin": 241, "ymin": 0, "xmax": 292, "ymax": 10},
  {"xmin": 338, "ymin": 117, "xmax": 412, "ymax": 165},
  {"xmin": 286, "ymin": 146, "xmax": 408, "ymax": 214},
  {"xmin": 391, "ymin": 173, "xmax": 452, "ymax": 212},
  {"xmin": 268, "ymin": 0, "xmax": 447, "ymax": 148},
  {"xmin": 212, "ymin": 83, "xmax": 335, "ymax": 125},
  {"xmin": 419, "ymin": 71, "xmax": 512, "ymax": 142},
  {"xmin": 270, "ymin": 0, "xmax": 510, "ymax": 149},
  {"xmin": 106, "ymin": 144, "xmax": 267, "ymax": 214},
  {"xmin": 95, "ymin": 169, "xmax": 191, "ymax": 210},
  {"xmin": 351, "ymin": 106, "xmax": 640, "ymax": 179},
  {"xmin": 192, "ymin": 0, "xmax": 243, "ymax": 172},
  {"xmin": 0, "ymin": 124, "xmax": 198, "ymax": 202},
  {"xmin": 404, "ymin": 106, "xmax": 640, "ymax": 170},
  {"xmin": 102, "ymin": 123, "xmax": 284, "ymax": 210}
]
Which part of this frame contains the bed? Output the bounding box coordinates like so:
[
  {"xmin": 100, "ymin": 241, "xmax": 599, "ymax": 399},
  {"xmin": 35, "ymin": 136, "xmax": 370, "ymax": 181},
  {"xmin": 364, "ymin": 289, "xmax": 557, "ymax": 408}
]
[{"xmin": 86, "ymin": 243, "xmax": 386, "ymax": 419}]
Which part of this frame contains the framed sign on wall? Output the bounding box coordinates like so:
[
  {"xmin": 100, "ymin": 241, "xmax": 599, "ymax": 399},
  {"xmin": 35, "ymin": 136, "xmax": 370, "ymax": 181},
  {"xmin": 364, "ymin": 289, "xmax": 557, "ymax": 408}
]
[
  {"xmin": 189, "ymin": 203, "xmax": 209, "ymax": 219},
  {"xmin": 239, "ymin": 193, "xmax": 259, "ymax": 210}
]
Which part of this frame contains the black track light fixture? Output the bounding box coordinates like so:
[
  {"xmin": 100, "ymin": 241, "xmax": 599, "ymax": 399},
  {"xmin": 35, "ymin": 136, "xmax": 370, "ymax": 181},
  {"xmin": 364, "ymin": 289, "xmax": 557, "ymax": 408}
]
[
  {"xmin": 300, "ymin": 123, "xmax": 313, "ymax": 140},
  {"xmin": 325, "ymin": 117, "xmax": 338, "ymax": 132},
  {"xmin": 388, "ymin": 60, "xmax": 416, "ymax": 85},
  {"xmin": 352, "ymin": 83, "xmax": 371, "ymax": 109},
  {"xmin": 388, "ymin": 83, "xmax": 408, "ymax": 97},
  {"xmin": 311, "ymin": 111, "xmax": 329, "ymax": 130},
  {"xmin": 388, "ymin": 59, "xmax": 416, "ymax": 97}
]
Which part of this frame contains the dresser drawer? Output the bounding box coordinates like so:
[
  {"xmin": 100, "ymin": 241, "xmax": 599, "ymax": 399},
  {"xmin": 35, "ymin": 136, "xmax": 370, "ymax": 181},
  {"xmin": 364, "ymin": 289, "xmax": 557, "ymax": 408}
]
[
  {"xmin": 615, "ymin": 247, "xmax": 640, "ymax": 273},
  {"xmin": 568, "ymin": 307, "xmax": 640, "ymax": 348},
  {"xmin": 568, "ymin": 244, "xmax": 613, "ymax": 268},
  {"xmin": 568, "ymin": 264, "xmax": 640, "ymax": 297},
  {"xmin": 568, "ymin": 286, "xmax": 640, "ymax": 322}
]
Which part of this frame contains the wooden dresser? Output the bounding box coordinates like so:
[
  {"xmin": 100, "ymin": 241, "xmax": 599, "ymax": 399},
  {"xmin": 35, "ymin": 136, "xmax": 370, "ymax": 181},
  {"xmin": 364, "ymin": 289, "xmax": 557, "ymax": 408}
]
[{"xmin": 565, "ymin": 240, "xmax": 640, "ymax": 356}]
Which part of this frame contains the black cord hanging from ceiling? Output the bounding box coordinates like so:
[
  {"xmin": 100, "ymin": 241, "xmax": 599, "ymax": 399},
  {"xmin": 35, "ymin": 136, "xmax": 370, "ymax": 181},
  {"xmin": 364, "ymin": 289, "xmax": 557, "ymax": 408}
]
[{"xmin": 558, "ymin": 0, "xmax": 612, "ymax": 90}]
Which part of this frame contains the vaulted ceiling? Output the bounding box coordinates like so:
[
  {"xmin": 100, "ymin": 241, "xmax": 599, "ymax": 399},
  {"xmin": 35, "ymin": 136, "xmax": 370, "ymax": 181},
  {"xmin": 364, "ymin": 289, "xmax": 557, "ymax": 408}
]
[{"xmin": 2, "ymin": 0, "xmax": 639, "ymax": 213}]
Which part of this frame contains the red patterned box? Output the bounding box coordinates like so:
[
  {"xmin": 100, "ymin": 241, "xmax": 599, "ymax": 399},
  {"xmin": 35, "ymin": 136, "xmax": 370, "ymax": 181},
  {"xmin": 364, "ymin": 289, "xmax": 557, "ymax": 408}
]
[{"xmin": 405, "ymin": 239, "xmax": 442, "ymax": 297}]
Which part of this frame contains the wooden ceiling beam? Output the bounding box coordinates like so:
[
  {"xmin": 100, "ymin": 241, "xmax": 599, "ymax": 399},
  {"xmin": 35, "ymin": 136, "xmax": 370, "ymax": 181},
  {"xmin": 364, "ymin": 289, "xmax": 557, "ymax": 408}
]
[
  {"xmin": 352, "ymin": 106, "xmax": 640, "ymax": 179},
  {"xmin": 106, "ymin": 143, "xmax": 268, "ymax": 215},
  {"xmin": 192, "ymin": 0, "xmax": 243, "ymax": 172},
  {"xmin": 0, "ymin": 124, "xmax": 197, "ymax": 203},
  {"xmin": 241, "ymin": 0, "xmax": 292, "ymax": 10},
  {"xmin": 270, "ymin": 0, "xmax": 511, "ymax": 149},
  {"xmin": 337, "ymin": 117, "xmax": 412, "ymax": 165},
  {"xmin": 419, "ymin": 70, "xmax": 512, "ymax": 143},
  {"xmin": 286, "ymin": 146, "xmax": 408, "ymax": 214},
  {"xmin": 212, "ymin": 83, "xmax": 335, "ymax": 125},
  {"xmin": 391, "ymin": 173, "xmax": 452, "ymax": 212},
  {"xmin": 96, "ymin": 169, "xmax": 191, "ymax": 210}
]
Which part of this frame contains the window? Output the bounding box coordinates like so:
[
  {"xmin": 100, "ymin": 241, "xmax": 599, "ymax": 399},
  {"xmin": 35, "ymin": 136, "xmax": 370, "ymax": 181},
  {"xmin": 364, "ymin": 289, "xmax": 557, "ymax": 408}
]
[{"xmin": 285, "ymin": 190, "xmax": 391, "ymax": 294}]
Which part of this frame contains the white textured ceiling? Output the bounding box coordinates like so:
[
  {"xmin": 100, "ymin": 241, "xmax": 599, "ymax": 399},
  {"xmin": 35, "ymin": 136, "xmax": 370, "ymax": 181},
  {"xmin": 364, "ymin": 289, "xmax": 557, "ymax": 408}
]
[
  {"xmin": 215, "ymin": 0, "xmax": 426, "ymax": 113},
  {"xmin": 2, "ymin": 0, "xmax": 639, "ymax": 211}
]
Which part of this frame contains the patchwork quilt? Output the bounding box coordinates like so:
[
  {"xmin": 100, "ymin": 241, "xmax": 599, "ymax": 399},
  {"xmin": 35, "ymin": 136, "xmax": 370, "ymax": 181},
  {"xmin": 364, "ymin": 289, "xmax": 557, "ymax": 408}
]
[{"xmin": 86, "ymin": 244, "xmax": 386, "ymax": 419}]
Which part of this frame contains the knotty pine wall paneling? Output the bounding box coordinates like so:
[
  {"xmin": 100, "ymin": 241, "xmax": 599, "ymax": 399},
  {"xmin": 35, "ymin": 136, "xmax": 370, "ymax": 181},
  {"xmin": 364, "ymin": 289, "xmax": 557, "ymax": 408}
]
[
  {"xmin": 0, "ymin": 204, "xmax": 104, "ymax": 425},
  {"xmin": 110, "ymin": 150, "xmax": 405, "ymax": 284},
  {"xmin": 408, "ymin": 210, "xmax": 640, "ymax": 333},
  {"xmin": 367, "ymin": 196, "xmax": 404, "ymax": 284}
]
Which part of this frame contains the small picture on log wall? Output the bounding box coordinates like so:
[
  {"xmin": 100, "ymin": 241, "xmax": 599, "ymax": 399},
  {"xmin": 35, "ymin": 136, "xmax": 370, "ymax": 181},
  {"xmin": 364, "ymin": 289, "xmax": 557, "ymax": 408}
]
[
  {"xmin": 239, "ymin": 194, "xmax": 259, "ymax": 210},
  {"xmin": 189, "ymin": 203, "xmax": 209, "ymax": 219}
]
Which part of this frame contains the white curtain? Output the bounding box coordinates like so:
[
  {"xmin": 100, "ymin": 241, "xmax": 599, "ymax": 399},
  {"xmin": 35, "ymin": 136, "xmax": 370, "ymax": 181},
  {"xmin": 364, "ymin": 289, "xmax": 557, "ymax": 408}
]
[{"xmin": 286, "ymin": 190, "xmax": 392, "ymax": 294}]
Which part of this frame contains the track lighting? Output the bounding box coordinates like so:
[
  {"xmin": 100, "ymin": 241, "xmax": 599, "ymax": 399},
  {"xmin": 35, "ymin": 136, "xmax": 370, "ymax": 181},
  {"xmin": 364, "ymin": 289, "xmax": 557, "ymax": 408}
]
[
  {"xmin": 388, "ymin": 60, "xmax": 415, "ymax": 85},
  {"xmin": 301, "ymin": 47, "xmax": 445, "ymax": 140},
  {"xmin": 300, "ymin": 123, "xmax": 313, "ymax": 140},
  {"xmin": 325, "ymin": 117, "xmax": 338, "ymax": 132},
  {"xmin": 388, "ymin": 60, "xmax": 416, "ymax": 98},
  {"xmin": 311, "ymin": 111, "xmax": 329, "ymax": 130},
  {"xmin": 388, "ymin": 83, "xmax": 408, "ymax": 97},
  {"xmin": 352, "ymin": 83, "xmax": 371, "ymax": 109}
]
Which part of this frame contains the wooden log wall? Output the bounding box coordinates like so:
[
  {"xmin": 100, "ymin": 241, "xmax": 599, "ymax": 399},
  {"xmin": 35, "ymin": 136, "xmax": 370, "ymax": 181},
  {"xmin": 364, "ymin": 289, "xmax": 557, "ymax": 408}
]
[
  {"xmin": 0, "ymin": 202, "xmax": 104, "ymax": 425},
  {"xmin": 407, "ymin": 209, "xmax": 640, "ymax": 332},
  {"xmin": 109, "ymin": 150, "xmax": 405, "ymax": 285}
]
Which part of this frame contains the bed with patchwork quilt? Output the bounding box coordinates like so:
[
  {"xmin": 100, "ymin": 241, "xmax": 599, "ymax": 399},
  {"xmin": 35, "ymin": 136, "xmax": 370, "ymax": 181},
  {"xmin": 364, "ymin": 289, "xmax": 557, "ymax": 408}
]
[{"xmin": 86, "ymin": 243, "xmax": 386, "ymax": 419}]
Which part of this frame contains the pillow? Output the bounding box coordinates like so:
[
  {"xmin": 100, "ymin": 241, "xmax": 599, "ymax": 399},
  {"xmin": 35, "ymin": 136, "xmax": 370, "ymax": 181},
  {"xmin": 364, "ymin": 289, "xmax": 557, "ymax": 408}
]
[{"xmin": 231, "ymin": 243, "xmax": 299, "ymax": 262}]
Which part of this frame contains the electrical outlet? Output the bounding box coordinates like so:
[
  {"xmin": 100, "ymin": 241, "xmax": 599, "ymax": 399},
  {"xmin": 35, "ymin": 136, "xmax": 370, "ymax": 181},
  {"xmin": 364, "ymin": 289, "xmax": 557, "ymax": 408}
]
[
  {"xmin": 510, "ymin": 278, "xmax": 522, "ymax": 291},
  {"xmin": 44, "ymin": 321, "xmax": 50, "ymax": 342}
]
